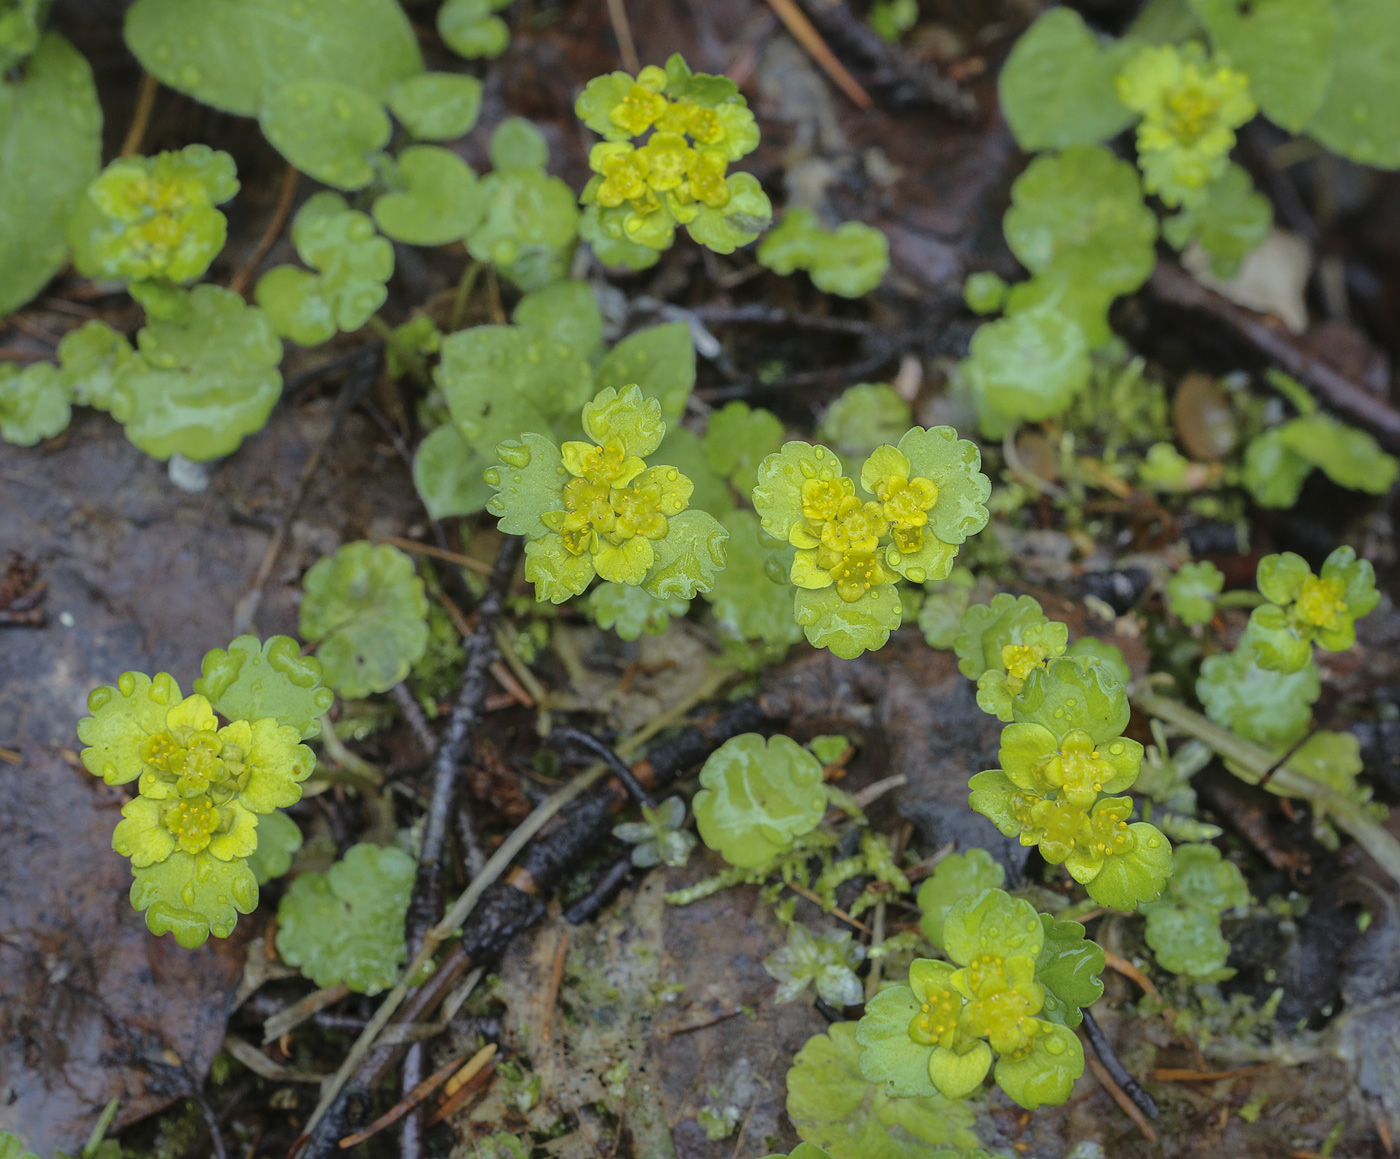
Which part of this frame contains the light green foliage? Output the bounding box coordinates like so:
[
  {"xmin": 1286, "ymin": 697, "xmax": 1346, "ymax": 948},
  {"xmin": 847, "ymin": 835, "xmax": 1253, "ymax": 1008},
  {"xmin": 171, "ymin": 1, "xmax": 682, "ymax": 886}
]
[
  {"xmin": 387, "ymin": 72, "xmax": 483, "ymax": 140},
  {"xmin": 658, "ymin": 426, "xmax": 733, "ymax": 517},
  {"xmin": 1197, "ymin": 640, "xmax": 1320, "ymax": 748},
  {"xmin": 260, "ymin": 79, "xmax": 390, "ymax": 191},
  {"xmin": 576, "ymin": 54, "xmax": 771, "ymax": 259},
  {"xmin": 699, "ymin": 1105, "xmax": 741, "ymax": 1141},
  {"xmin": 1064, "ymin": 637, "xmax": 1131, "ymax": 687},
  {"xmin": 299, "ymin": 542, "xmax": 430, "ymax": 699},
  {"xmin": 372, "ymin": 145, "xmax": 482, "ymax": 246},
  {"xmin": 107, "ymin": 284, "xmax": 283, "ymax": 461},
  {"xmin": 785, "ymin": 1023, "xmax": 982, "ymax": 1159},
  {"xmin": 693, "ymin": 733, "xmax": 828, "ymax": 869},
  {"xmin": 0, "ymin": 362, "xmax": 69, "ymax": 447},
  {"xmin": 0, "ymin": 0, "xmax": 41, "ymax": 69},
  {"xmin": 917, "ymin": 568, "xmax": 982, "ymax": 651},
  {"xmin": 125, "ymin": 0, "xmax": 422, "ymax": 119},
  {"xmin": 1303, "ymin": 0, "xmax": 1400, "ymax": 168},
  {"xmin": 613, "ymin": 796, "xmax": 696, "ymax": 867},
  {"xmin": 705, "ymin": 400, "xmax": 785, "ymax": 494},
  {"xmin": 413, "ymin": 425, "xmax": 495, "ymax": 521},
  {"xmin": 1243, "ymin": 403, "xmax": 1399, "ymax": 509},
  {"xmin": 997, "ymin": 7, "xmax": 1137, "ymax": 150},
  {"xmin": 765, "ymin": 923, "xmax": 866, "ymax": 1007},
  {"xmin": 809, "ymin": 735, "xmax": 852, "ymax": 765},
  {"xmin": 1245, "ymin": 547, "xmax": 1378, "ymax": 670},
  {"xmin": 1002, "ymin": 145, "xmax": 1157, "ymax": 348},
  {"xmin": 488, "ymin": 385, "xmax": 728, "ymax": 603},
  {"xmin": 953, "ymin": 594, "xmax": 1068, "ymax": 721},
  {"xmin": 0, "ymin": 1130, "xmax": 38, "ymax": 1159},
  {"xmin": 596, "ymin": 321, "xmax": 696, "ymax": 426},
  {"xmin": 817, "ymin": 384, "xmax": 912, "ymax": 459},
  {"xmin": 963, "ymin": 272, "xmax": 1008, "ymax": 315},
  {"xmin": 1270, "ymin": 730, "xmax": 1373, "ymax": 845},
  {"xmin": 757, "ymin": 208, "xmax": 890, "ymax": 298},
  {"xmin": 69, "ymin": 145, "xmax": 237, "ymax": 285},
  {"xmin": 77, "ymin": 667, "xmax": 316, "ymax": 947},
  {"xmin": 0, "ymin": 33, "xmax": 102, "ymax": 317},
  {"xmin": 869, "ymin": 0, "xmax": 918, "ymax": 43},
  {"xmin": 256, "ymin": 192, "xmax": 392, "ymax": 344},
  {"xmin": 960, "ymin": 306, "xmax": 1091, "ymax": 438},
  {"xmin": 465, "ymin": 119, "xmax": 579, "ymax": 290},
  {"xmin": 56, "ymin": 319, "xmax": 133, "ymax": 410},
  {"xmin": 752, "ymin": 430, "xmax": 990, "ymax": 658},
  {"xmin": 1167, "ymin": 560, "xmax": 1224, "ymax": 626},
  {"xmin": 916, "ymin": 848, "xmax": 1005, "ymax": 951},
  {"xmin": 701, "ymin": 508, "xmax": 804, "ymax": 647},
  {"xmin": 1142, "ymin": 842, "xmax": 1248, "ymax": 977},
  {"xmin": 276, "ymin": 842, "xmax": 416, "ymax": 994},
  {"xmin": 1115, "ymin": 42, "xmax": 1256, "ymax": 208},
  {"xmin": 969, "ymin": 657, "xmax": 1172, "ymax": 910},
  {"xmin": 857, "ymin": 889, "xmax": 1096, "ymax": 1108},
  {"xmin": 438, "ymin": 0, "xmax": 512, "ymax": 60},
  {"xmin": 589, "ymin": 581, "xmax": 689, "ymax": 641},
  {"xmin": 193, "ymin": 635, "xmax": 333, "ymax": 739},
  {"xmin": 246, "ymin": 808, "xmax": 303, "ymax": 884},
  {"xmin": 1162, "ymin": 161, "xmax": 1272, "ymax": 276}
]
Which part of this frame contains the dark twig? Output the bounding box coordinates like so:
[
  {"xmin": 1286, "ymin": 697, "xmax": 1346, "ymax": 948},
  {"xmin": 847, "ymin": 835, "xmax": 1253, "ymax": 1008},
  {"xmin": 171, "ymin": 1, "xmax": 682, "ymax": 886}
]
[
  {"xmin": 1257, "ymin": 725, "xmax": 1317, "ymax": 788},
  {"xmin": 391, "ymin": 683, "xmax": 437, "ymax": 756},
  {"xmin": 1082, "ymin": 1008, "xmax": 1158, "ymax": 1120},
  {"xmin": 179, "ymin": 1059, "xmax": 230, "ymax": 1159},
  {"xmin": 549, "ymin": 727, "xmax": 655, "ymax": 808},
  {"xmin": 689, "ymin": 302, "xmax": 880, "ymax": 335},
  {"xmin": 563, "ymin": 852, "xmax": 637, "ymax": 925}
]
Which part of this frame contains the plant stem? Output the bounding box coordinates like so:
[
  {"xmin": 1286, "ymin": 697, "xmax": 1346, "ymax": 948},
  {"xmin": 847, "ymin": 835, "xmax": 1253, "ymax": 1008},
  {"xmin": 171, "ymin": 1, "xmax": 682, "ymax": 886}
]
[{"xmin": 1132, "ymin": 688, "xmax": 1400, "ymax": 888}]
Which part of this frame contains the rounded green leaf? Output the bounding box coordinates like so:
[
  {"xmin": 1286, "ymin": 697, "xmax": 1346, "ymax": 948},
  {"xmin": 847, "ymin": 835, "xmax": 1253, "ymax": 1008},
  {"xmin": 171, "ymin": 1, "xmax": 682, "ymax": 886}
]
[
  {"xmin": 1305, "ymin": 0, "xmax": 1400, "ymax": 167},
  {"xmin": 580, "ymin": 203, "xmax": 663, "ymax": 271},
  {"xmin": 1162, "ymin": 162, "xmax": 1272, "ymax": 277},
  {"xmin": 896, "ymin": 425, "xmax": 992, "ymax": 546},
  {"xmin": 124, "ymin": 0, "xmax": 423, "ymax": 117},
  {"xmin": 992, "ymin": 1021, "xmax": 1082, "ymax": 1109},
  {"xmin": 387, "ymin": 72, "xmax": 482, "ymax": 140},
  {"xmin": 656, "ymin": 426, "xmax": 733, "ymax": 517},
  {"xmin": 1276, "ymin": 412, "xmax": 1399, "ymax": 496},
  {"xmin": 1084, "ymin": 822, "xmax": 1173, "ymax": 910},
  {"xmin": 941, "ymin": 887, "xmax": 1044, "ymax": 966},
  {"xmin": 818, "ymin": 384, "xmax": 911, "ymax": 459},
  {"xmin": 702, "ymin": 508, "xmax": 803, "ymax": 647},
  {"xmin": 705, "ymin": 401, "xmax": 785, "ymax": 493},
  {"xmin": 0, "ymin": 362, "xmax": 69, "ymax": 447},
  {"xmin": 514, "ymin": 279, "xmax": 604, "ymax": 360},
  {"xmin": 132, "ymin": 849, "xmax": 259, "ymax": 948},
  {"xmin": 1167, "ymin": 560, "xmax": 1224, "ymax": 626},
  {"xmin": 246, "ymin": 808, "xmax": 303, "ymax": 885},
  {"xmin": 1034, "ymin": 914, "xmax": 1105, "ymax": 1026},
  {"xmin": 596, "ymin": 322, "xmax": 696, "ymax": 427},
  {"xmin": 997, "ymin": 7, "xmax": 1138, "ymax": 149},
  {"xmin": 485, "ymin": 431, "xmax": 569, "ymax": 537},
  {"xmin": 299, "ymin": 541, "xmax": 430, "ymax": 699},
  {"xmin": 854, "ymin": 985, "xmax": 939, "ymax": 1098},
  {"xmin": 193, "ymin": 635, "xmax": 333, "ymax": 739},
  {"xmin": 522, "ymin": 533, "xmax": 596, "ymax": 604},
  {"xmin": 928, "ymin": 1041, "xmax": 993, "ymax": 1101},
  {"xmin": 794, "ymin": 584, "xmax": 903, "ymax": 660},
  {"xmin": 962, "ymin": 306, "xmax": 1090, "ymax": 435},
  {"xmin": 259, "ymin": 79, "xmax": 390, "ymax": 191},
  {"xmin": 254, "ymin": 266, "xmax": 335, "ymax": 346},
  {"xmin": 685, "ymin": 171, "xmax": 772, "ymax": 254},
  {"xmin": 438, "ymin": 0, "xmax": 510, "ymax": 60},
  {"xmin": 490, "ymin": 116, "xmax": 549, "ymax": 170},
  {"xmin": 589, "ymin": 581, "xmax": 688, "ymax": 641},
  {"xmin": 751, "ymin": 440, "xmax": 846, "ymax": 543},
  {"xmin": 916, "ymin": 848, "xmax": 1005, "ymax": 950},
  {"xmin": 1143, "ymin": 901, "xmax": 1230, "ymax": 976},
  {"xmin": 276, "ymin": 842, "xmax": 416, "ymax": 993},
  {"xmin": 1013, "ymin": 657, "xmax": 1130, "ymax": 741},
  {"xmin": 0, "ymin": 33, "xmax": 102, "ymax": 317},
  {"xmin": 56, "ymin": 319, "xmax": 133, "ymax": 410},
  {"xmin": 465, "ymin": 168, "xmax": 578, "ymax": 290},
  {"xmin": 284, "ymin": 191, "xmax": 394, "ymax": 331},
  {"xmin": 414, "ymin": 423, "xmax": 496, "ymax": 519},
  {"xmin": 77, "ymin": 670, "xmax": 183, "ymax": 785},
  {"xmin": 373, "ymin": 144, "xmax": 482, "ymax": 245},
  {"xmin": 642, "ymin": 508, "xmax": 730, "ymax": 601},
  {"xmin": 1197, "ymin": 644, "xmax": 1319, "ymax": 749},
  {"xmin": 1242, "ymin": 426, "xmax": 1313, "ymax": 508},
  {"xmin": 693, "ymin": 733, "xmax": 828, "ymax": 869}
]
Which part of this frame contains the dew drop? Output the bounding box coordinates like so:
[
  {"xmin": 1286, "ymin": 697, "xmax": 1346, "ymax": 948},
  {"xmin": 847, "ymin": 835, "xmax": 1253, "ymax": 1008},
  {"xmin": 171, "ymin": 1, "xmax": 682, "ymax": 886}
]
[
  {"xmin": 1045, "ymin": 1035, "xmax": 1066, "ymax": 1055},
  {"xmin": 178, "ymin": 64, "xmax": 201, "ymax": 87}
]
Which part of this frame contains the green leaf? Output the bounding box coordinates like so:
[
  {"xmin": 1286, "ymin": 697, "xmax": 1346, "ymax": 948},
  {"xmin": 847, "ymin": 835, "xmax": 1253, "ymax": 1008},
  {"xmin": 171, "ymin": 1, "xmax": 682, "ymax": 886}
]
[
  {"xmin": 1305, "ymin": 0, "xmax": 1400, "ymax": 167},
  {"xmin": 794, "ymin": 584, "xmax": 903, "ymax": 660},
  {"xmin": 1241, "ymin": 426, "xmax": 1312, "ymax": 508},
  {"xmin": 522, "ymin": 534, "xmax": 596, "ymax": 604},
  {"xmin": 1143, "ymin": 902, "xmax": 1231, "ymax": 977},
  {"xmin": 1164, "ymin": 841, "xmax": 1249, "ymax": 909},
  {"xmin": 132, "ymin": 849, "xmax": 259, "ymax": 949},
  {"xmin": 1084, "ymin": 822, "xmax": 1173, "ymax": 910},
  {"xmin": 484, "ymin": 432, "xmax": 569, "ymax": 538},
  {"xmin": 918, "ymin": 568, "xmax": 979, "ymax": 651},
  {"xmin": 124, "ymin": 0, "xmax": 423, "ymax": 117},
  {"xmin": 490, "ymin": 116, "xmax": 549, "ymax": 170},
  {"xmin": 514, "ymin": 280, "xmax": 604, "ymax": 360},
  {"xmin": 246, "ymin": 808, "xmax": 303, "ymax": 885},
  {"xmin": 963, "ymin": 272, "xmax": 1009, "ymax": 315},
  {"xmin": 1162, "ymin": 161, "xmax": 1271, "ymax": 277},
  {"xmin": 1014, "ymin": 657, "xmax": 1131, "ymax": 740},
  {"xmin": 1189, "ymin": 0, "xmax": 1333, "ymax": 130},
  {"xmin": 895, "ymin": 425, "xmax": 992, "ymax": 546},
  {"xmin": 817, "ymin": 384, "xmax": 912, "ymax": 459},
  {"xmin": 589, "ymin": 581, "xmax": 688, "ymax": 641},
  {"xmin": 56, "ymin": 319, "xmax": 133, "ymax": 410},
  {"xmin": 756, "ymin": 208, "xmax": 888, "ymax": 297},
  {"xmin": 1064, "ymin": 637, "xmax": 1131, "ymax": 687},
  {"xmin": 657, "ymin": 427, "xmax": 733, "ymax": 518},
  {"xmin": 1277, "ymin": 411, "xmax": 1400, "ymax": 496},
  {"xmin": 0, "ymin": 33, "xmax": 102, "ymax": 317},
  {"xmin": 298, "ymin": 542, "xmax": 430, "ymax": 699},
  {"xmin": 595, "ymin": 322, "xmax": 696, "ymax": 427},
  {"xmin": 787, "ymin": 1023, "xmax": 980, "ymax": 1159},
  {"xmin": 961, "ymin": 306, "xmax": 1091, "ymax": 436},
  {"xmin": 466, "ymin": 168, "xmax": 578, "ymax": 290},
  {"xmin": 1034, "ymin": 915, "xmax": 1104, "ymax": 1027},
  {"xmin": 259, "ymin": 79, "xmax": 390, "ymax": 191},
  {"xmin": 0, "ymin": 1130, "xmax": 40, "ymax": 1159},
  {"xmin": 685, "ymin": 171, "xmax": 772, "ymax": 254},
  {"xmin": 387, "ymin": 72, "xmax": 482, "ymax": 140},
  {"xmin": 276, "ymin": 842, "xmax": 416, "ymax": 993},
  {"xmin": 107, "ymin": 284, "xmax": 283, "ymax": 462},
  {"xmin": 1242, "ymin": 604, "xmax": 1315, "ymax": 672},
  {"xmin": 574, "ymin": 70, "xmax": 635, "ymax": 139},
  {"xmin": 705, "ymin": 401, "xmax": 785, "ymax": 493},
  {"xmin": 77, "ymin": 670, "xmax": 183, "ymax": 785},
  {"xmin": 702, "ymin": 508, "xmax": 803, "ymax": 647},
  {"xmin": 1197, "ymin": 644, "xmax": 1319, "ymax": 748},
  {"xmin": 992, "ymin": 1022, "xmax": 1082, "ymax": 1109},
  {"xmin": 193, "ymin": 635, "xmax": 333, "ymax": 739},
  {"xmin": 916, "ymin": 849, "xmax": 1005, "ymax": 951},
  {"xmin": 414, "ymin": 423, "xmax": 496, "ymax": 519},
  {"xmin": 438, "ymin": 0, "xmax": 510, "ymax": 61},
  {"xmin": 579, "ymin": 204, "xmax": 663, "ymax": 271},
  {"xmin": 372, "ymin": 144, "xmax": 482, "ymax": 245},
  {"xmin": 641, "ymin": 508, "xmax": 729, "ymax": 600},
  {"xmin": 0, "ymin": 0, "xmax": 42, "ymax": 70},
  {"xmin": 765, "ymin": 923, "xmax": 866, "ymax": 1007},
  {"xmin": 751, "ymin": 440, "xmax": 846, "ymax": 544},
  {"xmin": 854, "ymin": 986, "xmax": 939, "ymax": 1099},
  {"xmin": 1167, "ymin": 560, "xmax": 1224, "ymax": 626},
  {"xmin": 693, "ymin": 733, "xmax": 828, "ymax": 869},
  {"xmin": 0, "ymin": 362, "xmax": 69, "ymax": 446},
  {"xmin": 997, "ymin": 8, "xmax": 1138, "ymax": 150},
  {"xmin": 942, "ymin": 888, "xmax": 1044, "ymax": 965}
]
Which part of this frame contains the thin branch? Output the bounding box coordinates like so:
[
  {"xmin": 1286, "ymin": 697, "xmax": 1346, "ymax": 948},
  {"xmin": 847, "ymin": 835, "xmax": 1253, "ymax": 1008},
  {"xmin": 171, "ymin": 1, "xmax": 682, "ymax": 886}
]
[
  {"xmin": 1082, "ymin": 1008, "xmax": 1158, "ymax": 1123},
  {"xmin": 604, "ymin": 0, "xmax": 640, "ymax": 75},
  {"xmin": 230, "ymin": 165, "xmax": 300, "ymax": 297},
  {"xmin": 120, "ymin": 73, "xmax": 159, "ymax": 157},
  {"xmin": 549, "ymin": 727, "xmax": 654, "ymax": 808},
  {"xmin": 763, "ymin": 0, "xmax": 872, "ymax": 108}
]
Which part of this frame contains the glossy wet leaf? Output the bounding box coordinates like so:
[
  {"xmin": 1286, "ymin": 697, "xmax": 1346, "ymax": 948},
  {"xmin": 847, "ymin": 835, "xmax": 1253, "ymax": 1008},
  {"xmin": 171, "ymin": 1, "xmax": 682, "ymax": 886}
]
[
  {"xmin": 0, "ymin": 362, "xmax": 69, "ymax": 447},
  {"xmin": 193, "ymin": 635, "xmax": 333, "ymax": 739},
  {"xmin": 1084, "ymin": 822, "xmax": 1174, "ymax": 910},
  {"xmin": 108, "ymin": 284, "xmax": 283, "ymax": 462},
  {"xmin": 276, "ymin": 842, "xmax": 416, "ymax": 993},
  {"xmin": 961, "ymin": 306, "xmax": 1090, "ymax": 437},
  {"xmin": 245, "ymin": 808, "xmax": 303, "ymax": 885},
  {"xmin": 1035, "ymin": 915, "xmax": 1105, "ymax": 1026},
  {"xmin": 685, "ymin": 171, "xmax": 773, "ymax": 254},
  {"xmin": 997, "ymin": 7, "xmax": 1138, "ymax": 149},
  {"xmin": 705, "ymin": 401, "xmax": 785, "ymax": 493},
  {"xmin": 125, "ymin": 0, "xmax": 423, "ymax": 118},
  {"xmin": 916, "ymin": 848, "xmax": 1005, "ymax": 950},
  {"xmin": 259, "ymin": 79, "xmax": 390, "ymax": 191},
  {"xmin": 1197, "ymin": 643, "xmax": 1320, "ymax": 748},
  {"xmin": 1303, "ymin": 0, "xmax": 1400, "ymax": 167},
  {"xmin": 413, "ymin": 423, "xmax": 496, "ymax": 519},
  {"xmin": 298, "ymin": 541, "xmax": 430, "ymax": 699},
  {"xmin": 132, "ymin": 849, "xmax": 259, "ymax": 949},
  {"xmin": 373, "ymin": 144, "xmax": 482, "ymax": 245},
  {"xmin": 795, "ymin": 584, "xmax": 904, "ymax": 660},
  {"xmin": 641, "ymin": 508, "xmax": 729, "ymax": 600},
  {"xmin": 484, "ymin": 432, "xmax": 568, "ymax": 539},
  {"xmin": 589, "ymin": 581, "xmax": 688, "ymax": 641},
  {"xmin": 656, "ymin": 427, "xmax": 733, "ymax": 517},
  {"xmin": 466, "ymin": 168, "xmax": 578, "ymax": 290},
  {"xmin": 0, "ymin": 33, "xmax": 102, "ymax": 317},
  {"xmin": 702, "ymin": 509, "xmax": 802, "ymax": 646},
  {"xmin": 595, "ymin": 321, "xmax": 696, "ymax": 427},
  {"xmin": 77, "ymin": 670, "xmax": 183, "ymax": 786},
  {"xmin": 514, "ymin": 280, "xmax": 604, "ymax": 361},
  {"xmin": 817, "ymin": 384, "xmax": 911, "ymax": 459},
  {"xmin": 387, "ymin": 72, "xmax": 482, "ymax": 140},
  {"xmin": 693, "ymin": 733, "xmax": 828, "ymax": 869}
]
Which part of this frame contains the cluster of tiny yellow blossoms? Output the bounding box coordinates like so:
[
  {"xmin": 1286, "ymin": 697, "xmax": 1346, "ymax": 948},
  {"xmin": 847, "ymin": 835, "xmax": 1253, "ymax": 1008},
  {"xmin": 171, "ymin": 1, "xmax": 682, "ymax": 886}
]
[{"xmin": 1294, "ymin": 573, "xmax": 1349, "ymax": 632}]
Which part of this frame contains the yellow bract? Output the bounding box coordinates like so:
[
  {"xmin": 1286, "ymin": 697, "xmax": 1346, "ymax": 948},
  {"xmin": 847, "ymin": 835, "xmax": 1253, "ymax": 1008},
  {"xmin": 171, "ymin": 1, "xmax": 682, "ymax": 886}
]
[
  {"xmin": 1001, "ymin": 641, "xmax": 1049, "ymax": 691},
  {"xmin": 1294, "ymin": 574, "xmax": 1348, "ymax": 631}
]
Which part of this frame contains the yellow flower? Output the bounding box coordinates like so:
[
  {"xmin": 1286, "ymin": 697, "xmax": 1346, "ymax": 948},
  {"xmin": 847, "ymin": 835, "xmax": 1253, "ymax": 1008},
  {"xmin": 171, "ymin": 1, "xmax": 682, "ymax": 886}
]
[
  {"xmin": 1294, "ymin": 574, "xmax": 1348, "ymax": 632},
  {"xmin": 636, "ymin": 131, "xmax": 694, "ymax": 192},
  {"xmin": 609, "ymin": 81, "xmax": 669, "ymax": 137},
  {"xmin": 1115, "ymin": 44, "xmax": 1256, "ymax": 207},
  {"xmin": 864, "ymin": 446, "xmax": 941, "ymax": 555},
  {"xmin": 591, "ymin": 143, "xmax": 651, "ymax": 208},
  {"xmin": 686, "ymin": 148, "xmax": 731, "ymax": 208},
  {"xmin": 955, "ymin": 952, "xmax": 1044, "ymax": 1057}
]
